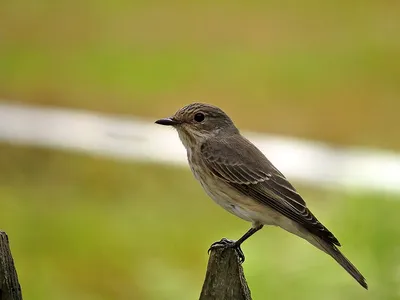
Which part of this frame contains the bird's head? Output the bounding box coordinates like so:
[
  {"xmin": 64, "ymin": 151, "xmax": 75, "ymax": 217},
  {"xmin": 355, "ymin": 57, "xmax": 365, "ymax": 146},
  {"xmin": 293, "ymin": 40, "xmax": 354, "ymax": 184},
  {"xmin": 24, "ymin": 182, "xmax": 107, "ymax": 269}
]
[{"xmin": 155, "ymin": 102, "xmax": 239, "ymax": 148}]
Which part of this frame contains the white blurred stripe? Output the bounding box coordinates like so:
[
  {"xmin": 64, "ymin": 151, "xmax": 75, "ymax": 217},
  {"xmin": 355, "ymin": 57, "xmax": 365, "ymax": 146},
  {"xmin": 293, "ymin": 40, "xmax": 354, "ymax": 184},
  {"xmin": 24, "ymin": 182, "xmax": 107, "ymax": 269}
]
[{"xmin": 1, "ymin": 101, "xmax": 400, "ymax": 194}]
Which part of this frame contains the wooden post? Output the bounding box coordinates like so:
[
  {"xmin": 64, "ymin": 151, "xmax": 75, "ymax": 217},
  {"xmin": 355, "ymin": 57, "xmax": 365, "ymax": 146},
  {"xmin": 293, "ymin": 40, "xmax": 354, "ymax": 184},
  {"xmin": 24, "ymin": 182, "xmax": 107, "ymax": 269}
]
[
  {"xmin": 199, "ymin": 247, "xmax": 252, "ymax": 300},
  {"xmin": 0, "ymin": 231, "xmax": 22, "ymax": 300}
]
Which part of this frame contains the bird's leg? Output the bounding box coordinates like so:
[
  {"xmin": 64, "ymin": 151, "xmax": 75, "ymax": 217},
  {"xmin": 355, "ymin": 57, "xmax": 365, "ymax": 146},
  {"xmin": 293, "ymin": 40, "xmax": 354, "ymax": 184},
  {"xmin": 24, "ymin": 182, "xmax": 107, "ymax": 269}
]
[{"xmin": 208, "ymin": 224, "xmax": 263, "ymax": 263}]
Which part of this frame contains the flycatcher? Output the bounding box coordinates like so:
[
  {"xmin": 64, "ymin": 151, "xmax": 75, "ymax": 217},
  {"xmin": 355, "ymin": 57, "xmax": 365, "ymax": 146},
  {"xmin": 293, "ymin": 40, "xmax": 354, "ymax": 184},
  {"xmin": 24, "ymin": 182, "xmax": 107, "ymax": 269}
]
[{"xmin": 155, "ymin": 102, "xmax": 367, "ymax": 289}]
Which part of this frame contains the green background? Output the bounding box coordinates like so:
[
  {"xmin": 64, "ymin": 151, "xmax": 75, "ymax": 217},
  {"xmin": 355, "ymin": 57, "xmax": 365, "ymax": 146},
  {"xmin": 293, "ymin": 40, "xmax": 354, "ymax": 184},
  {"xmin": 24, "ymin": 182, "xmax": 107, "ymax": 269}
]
[{"xmin": 1, "ymin": 1, "xmax": 399, "ymax": 299}]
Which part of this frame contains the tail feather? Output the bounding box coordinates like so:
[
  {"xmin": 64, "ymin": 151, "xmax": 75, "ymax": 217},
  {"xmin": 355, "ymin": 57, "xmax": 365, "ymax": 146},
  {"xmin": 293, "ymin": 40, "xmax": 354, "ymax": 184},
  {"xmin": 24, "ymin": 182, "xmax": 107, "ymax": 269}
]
[{"xmin": 311, "ymin": 236, "xmax": 368, "ymax": 289}]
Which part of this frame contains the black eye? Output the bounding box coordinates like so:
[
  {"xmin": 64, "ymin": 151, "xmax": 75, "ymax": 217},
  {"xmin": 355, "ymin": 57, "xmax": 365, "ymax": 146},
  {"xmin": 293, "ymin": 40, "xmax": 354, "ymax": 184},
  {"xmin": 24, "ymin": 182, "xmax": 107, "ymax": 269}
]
[{"xmin": 194, "ymin": 112, "xmax": 205, "ymax": 122}]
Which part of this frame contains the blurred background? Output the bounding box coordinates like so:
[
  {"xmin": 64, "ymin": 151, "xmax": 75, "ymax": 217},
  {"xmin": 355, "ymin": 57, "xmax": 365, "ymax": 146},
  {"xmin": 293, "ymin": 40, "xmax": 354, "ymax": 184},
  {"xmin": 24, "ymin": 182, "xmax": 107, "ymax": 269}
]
[{"xmin": 1, "ymin": 1, "xmax": 400, "ymax": 299}]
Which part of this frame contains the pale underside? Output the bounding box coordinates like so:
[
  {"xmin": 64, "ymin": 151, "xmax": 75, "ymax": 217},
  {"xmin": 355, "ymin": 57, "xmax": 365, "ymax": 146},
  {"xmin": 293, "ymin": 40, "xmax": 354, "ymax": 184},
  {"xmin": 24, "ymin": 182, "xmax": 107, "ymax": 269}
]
[{"xmin": 191, "ymin": 156, "xmax": 310, "ymax": 241}]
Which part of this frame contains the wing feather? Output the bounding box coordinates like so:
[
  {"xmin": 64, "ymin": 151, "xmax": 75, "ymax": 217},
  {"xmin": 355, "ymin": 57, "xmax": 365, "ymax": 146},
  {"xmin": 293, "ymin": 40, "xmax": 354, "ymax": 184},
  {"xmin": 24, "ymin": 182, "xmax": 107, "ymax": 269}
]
[{"xmin": 201, "ymin": 136, "xmax": 340, "ymax": 246}]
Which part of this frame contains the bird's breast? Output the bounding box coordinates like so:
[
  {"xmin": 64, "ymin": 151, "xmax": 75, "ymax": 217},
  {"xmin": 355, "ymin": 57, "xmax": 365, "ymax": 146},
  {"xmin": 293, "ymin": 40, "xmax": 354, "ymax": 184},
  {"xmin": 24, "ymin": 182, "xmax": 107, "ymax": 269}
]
[
  {"xmin": 187, "ymin": 151, "xmax": 289, "ymax": 226},
  {"xmin": 187, "ymin": 153, "xmax": 255, "ymax": 222}
]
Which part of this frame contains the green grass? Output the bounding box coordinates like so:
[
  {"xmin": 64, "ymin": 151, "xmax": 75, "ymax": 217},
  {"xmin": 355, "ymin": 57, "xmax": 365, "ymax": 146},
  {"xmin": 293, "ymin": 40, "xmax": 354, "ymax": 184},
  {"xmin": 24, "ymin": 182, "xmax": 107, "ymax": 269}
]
[
  {"xmin": 1, "ymin": 0, "xmax": 400, "ymax": 149},
  {"xmin": 0, "ymin": 144, "xmax": 399, "ymax": 299}
]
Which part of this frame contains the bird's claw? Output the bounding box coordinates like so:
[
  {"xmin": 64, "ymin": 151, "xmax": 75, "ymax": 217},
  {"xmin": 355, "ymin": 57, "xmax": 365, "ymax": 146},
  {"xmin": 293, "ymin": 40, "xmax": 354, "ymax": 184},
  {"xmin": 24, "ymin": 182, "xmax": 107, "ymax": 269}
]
[{"xmin": 207, "ymin": 238, "xmax": 245, "ymax": 263}]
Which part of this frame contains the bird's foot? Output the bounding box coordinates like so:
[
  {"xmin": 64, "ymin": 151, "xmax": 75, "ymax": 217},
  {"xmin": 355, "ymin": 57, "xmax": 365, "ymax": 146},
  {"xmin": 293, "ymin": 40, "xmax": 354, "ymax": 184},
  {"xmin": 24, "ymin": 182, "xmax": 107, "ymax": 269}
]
[{"xmin": 207, "ymin": 238, "xmax": 245, "ymax": 263}]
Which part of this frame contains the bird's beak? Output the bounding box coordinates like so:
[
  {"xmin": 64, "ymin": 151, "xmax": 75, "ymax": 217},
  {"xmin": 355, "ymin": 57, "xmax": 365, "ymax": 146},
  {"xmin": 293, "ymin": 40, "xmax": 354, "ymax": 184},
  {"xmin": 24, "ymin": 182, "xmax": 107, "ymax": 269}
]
[{"xmin": 155, "ymin": 117, "xmax": 179, "ymax": 126}]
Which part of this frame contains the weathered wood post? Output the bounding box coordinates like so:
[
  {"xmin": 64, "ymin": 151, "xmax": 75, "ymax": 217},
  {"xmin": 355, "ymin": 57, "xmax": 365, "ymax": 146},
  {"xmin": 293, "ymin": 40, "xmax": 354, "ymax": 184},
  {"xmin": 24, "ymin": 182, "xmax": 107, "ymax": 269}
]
[
  {"xmin": 199, "ymin": 247, "xmax": 252, "ymax": 300},
  {"xmin": 0, "ymin": 231, "xmax": 22, "ymax": 300}
]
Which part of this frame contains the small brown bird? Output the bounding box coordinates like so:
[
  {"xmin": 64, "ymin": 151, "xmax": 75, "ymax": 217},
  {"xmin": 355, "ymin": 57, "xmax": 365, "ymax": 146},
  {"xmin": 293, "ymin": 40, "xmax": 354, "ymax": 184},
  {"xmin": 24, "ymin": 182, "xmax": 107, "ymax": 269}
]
[{"xmin": 155, "ymin": 102, "xmax": 367, "ymax": 289}]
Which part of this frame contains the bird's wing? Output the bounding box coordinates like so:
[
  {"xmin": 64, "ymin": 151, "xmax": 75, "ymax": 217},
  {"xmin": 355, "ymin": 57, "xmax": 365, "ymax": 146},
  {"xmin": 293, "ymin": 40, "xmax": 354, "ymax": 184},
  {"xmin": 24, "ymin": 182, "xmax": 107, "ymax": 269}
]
[{"xmin": 200, "ymin": 136, "xmax": 340, "ymax": 246}]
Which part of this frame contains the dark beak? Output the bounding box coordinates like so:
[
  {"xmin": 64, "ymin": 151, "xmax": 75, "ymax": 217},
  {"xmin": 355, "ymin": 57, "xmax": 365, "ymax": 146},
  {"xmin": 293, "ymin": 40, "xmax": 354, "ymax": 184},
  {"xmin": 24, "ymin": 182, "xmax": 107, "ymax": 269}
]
[{"xmin": 155, "ymin": 117, "xmax": 179, "ymax": 126}]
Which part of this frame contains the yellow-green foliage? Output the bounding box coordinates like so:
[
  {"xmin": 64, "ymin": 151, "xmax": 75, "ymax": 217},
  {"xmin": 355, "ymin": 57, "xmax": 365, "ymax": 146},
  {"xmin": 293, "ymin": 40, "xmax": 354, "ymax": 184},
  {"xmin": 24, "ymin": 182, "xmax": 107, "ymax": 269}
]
[{"xmin": 1, "ymin": 1, "xmax": 399, "ymax": 149}]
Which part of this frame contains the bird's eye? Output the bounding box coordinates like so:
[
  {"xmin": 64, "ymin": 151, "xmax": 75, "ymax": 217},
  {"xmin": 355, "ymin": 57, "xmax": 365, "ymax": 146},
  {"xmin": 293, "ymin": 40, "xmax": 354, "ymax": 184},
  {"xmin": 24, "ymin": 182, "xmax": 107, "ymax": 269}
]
[{"xmin": 194, "ymin": 112, "xmax": 205, "ymax": 122}]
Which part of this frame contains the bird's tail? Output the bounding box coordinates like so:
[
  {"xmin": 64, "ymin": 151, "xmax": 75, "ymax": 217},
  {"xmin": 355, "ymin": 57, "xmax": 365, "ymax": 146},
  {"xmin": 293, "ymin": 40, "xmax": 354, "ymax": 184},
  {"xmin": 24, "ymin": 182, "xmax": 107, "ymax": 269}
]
[{"xmin": 310, "ymin": 236, "xmax": 368, "ymax": 289}]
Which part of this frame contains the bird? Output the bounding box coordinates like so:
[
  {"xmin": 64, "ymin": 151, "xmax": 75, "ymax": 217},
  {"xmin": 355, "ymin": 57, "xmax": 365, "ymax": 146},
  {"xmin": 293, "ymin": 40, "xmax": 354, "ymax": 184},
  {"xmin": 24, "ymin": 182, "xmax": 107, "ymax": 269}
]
[{"xmin": 155, "ymin": 102, "xmax": 367, "ymax": 289}]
